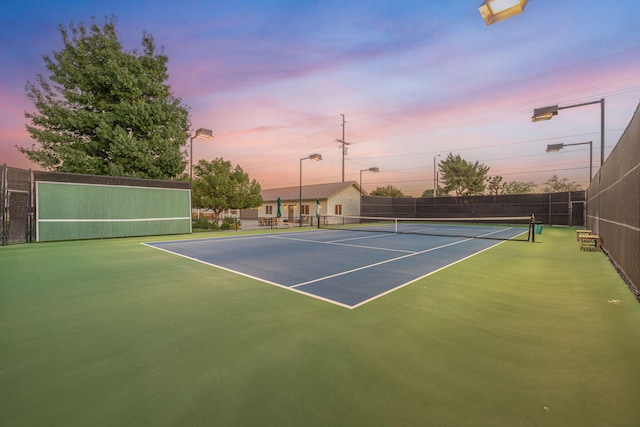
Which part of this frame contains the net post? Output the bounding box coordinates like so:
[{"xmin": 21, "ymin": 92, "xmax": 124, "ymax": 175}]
[{"xmin": 530, "ymin": 214, "xmax": 535, "ymax": 242}]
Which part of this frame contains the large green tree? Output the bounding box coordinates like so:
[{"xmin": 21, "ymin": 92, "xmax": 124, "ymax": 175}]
[
  {"xmin": 192, "ymin": 158, "xmax": 263, "ymax": 224},
  {"xmin": 439, "ymin": 153, "xmax": 489, "ymax": 196},
  {"xmin": 370, "ymin": 185, "xmax": 406, "ymax": 197},
  {"xmin": 20, "ymin": 16, "xmax": 190, "ymax": 179}
]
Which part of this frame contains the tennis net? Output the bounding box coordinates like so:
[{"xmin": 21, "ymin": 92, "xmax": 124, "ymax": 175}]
[{"xmin": 317, "ymin": 215, "xmax": 535, "ymax": 241}]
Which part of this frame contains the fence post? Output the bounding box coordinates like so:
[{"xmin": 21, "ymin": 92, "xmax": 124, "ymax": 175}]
[{"xmin": 1, "ymin": 164, "xmax": 6, "ymax": 246}]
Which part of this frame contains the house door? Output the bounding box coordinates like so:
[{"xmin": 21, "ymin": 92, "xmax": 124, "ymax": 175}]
[{"xmin": 288, "ymin": 205, "xmax": 295, "ymax": 222}]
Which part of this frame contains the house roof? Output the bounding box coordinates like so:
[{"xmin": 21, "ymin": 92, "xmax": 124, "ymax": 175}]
[{"xmin": 261, "ymin": 181, "xmax": 363, "ymax": 203}]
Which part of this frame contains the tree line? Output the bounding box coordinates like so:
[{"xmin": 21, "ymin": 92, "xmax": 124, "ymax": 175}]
[{"xmin": 370, "ymin": 153, "xmax": 583, "ymax": 198}]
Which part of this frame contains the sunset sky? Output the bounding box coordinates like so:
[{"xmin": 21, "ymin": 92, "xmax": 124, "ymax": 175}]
[{"xmin": 2, "ymin": 0, "xmax": 639, "ymax": 195}]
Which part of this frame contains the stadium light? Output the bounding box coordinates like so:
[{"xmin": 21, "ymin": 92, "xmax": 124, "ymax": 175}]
[
  {"xmin": 531, "ymin": 105, "xmax": 559, "ymax": 122},
  {"xmin": 299, "ymin": 154, "xmax": 322, "ymax": 227},
  {"xmin": 545, "ymin": 141, "xmax": 593, "ymax": 181},
  {"xmin": 545, "ymin": 144, "xmax": 564, "ymax": 152},
  {"xmin": 479, "ymin": 0, "xmax": 528, "ymax": 26},
  {"xmin": 532, "ymin": 98, "xmax": 604, "ymax": 167},
  {"xmin": 359, "ymin": 167, "xmax": 379, "ymax": 215}
]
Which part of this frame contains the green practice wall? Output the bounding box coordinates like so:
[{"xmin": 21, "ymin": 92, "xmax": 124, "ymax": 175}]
[{"xmin": 36, "ymin": 182, "xmax": 190, "ymax": 241}]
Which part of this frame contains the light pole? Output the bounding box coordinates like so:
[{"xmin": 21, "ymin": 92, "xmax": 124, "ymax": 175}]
[
  {"xmin": 299, "ymin": 154, "xmax": 322, "ymax": 227},
  {"xmin": 189, "ymin": 128, "xmax": 213, "ymax": 233},
  {"xmin": 433, "ymin": 154, "xmax": 441, "ymax": 197},
  {"xmin": 189, "ymin": 128, "xmax": 214, "ymax": 190},
  {"xmin": 545, "ymin": 141, "xmax": 593, "ymax": 182},
  {"xmin": 359, "ymin": 167, "xmax": 379, "ymax": 215},
  {"xmin": 532, "ymin": 98, "xmax": 605, "ymax": 169}
]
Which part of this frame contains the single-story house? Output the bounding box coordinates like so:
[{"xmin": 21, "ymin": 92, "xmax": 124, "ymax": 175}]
[{"xmin": 259, "ymin": 181, "xmax": 365, "ymax": 225}]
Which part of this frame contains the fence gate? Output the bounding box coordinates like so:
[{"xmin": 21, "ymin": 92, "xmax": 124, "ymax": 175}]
[
  {"xmin": 1, "ymin": 165, "xmax": 33, "ymax": 246},
  {"xmin": 570, "ymin": 201, "xmax": 585, "ymax": 227}
]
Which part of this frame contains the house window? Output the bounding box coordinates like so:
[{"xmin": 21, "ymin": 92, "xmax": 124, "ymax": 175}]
[
  {"xmin": 301, "ymin": 205, "xmax": 309, "ymax": 215},
  {"xmin": 266, "ymin": 205, "xmax": 273, "ymax": 215},
  {"xmin": 334, "ymin": 204, "xmax": 342, "ymax": 215}
]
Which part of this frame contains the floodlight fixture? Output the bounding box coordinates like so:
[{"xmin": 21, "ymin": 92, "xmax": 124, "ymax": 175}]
[
  {"xmin": 545, "ymin": 143, "xmax": 564, "ymax": 152},
  {"xmin": 532, "ymin": 98, "xmax": 604, "ymax": 167},
  {"xmin": 194, "ymin": 128, "xmax": 214, "ymax": 139},
  {"xmin": 479, "ymin": 0, "xmax": 528, "ymax": 26},
  {"xmin": 531, "ymin": 105, "xmax": 559, "ymax": 122}
]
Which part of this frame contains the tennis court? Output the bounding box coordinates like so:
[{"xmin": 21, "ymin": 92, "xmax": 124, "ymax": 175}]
[
  {"xmin": 144, "ymin": 220, "xmax": 530, "ymax": 308},
  {"xmin": 3, "ymin": 226, "xmax": 640, "ymax": 426}
]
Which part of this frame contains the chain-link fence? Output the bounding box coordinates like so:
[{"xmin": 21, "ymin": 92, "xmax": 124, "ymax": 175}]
[
  {"xmin": 362, "ymin": 191, "xmax": 585, "ymax": 226},
  {"xmin": 1, "ymin": 165, "xmax": 33, "ymax": 245},
  {"xmin": 587, "ymin": 103, "xmax": 640, "ymax": 298}
]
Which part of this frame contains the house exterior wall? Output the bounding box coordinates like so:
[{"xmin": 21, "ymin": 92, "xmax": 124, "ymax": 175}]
[
  {"xmin": 258, "ymin": 183, "xmax": 364, "ymax": 220},
  {"xmin": 327, "ymin": 185, "xmax": 361, "ymax": 216},
  {"xmin": 260, "ymin": 198, "xmax": 326, "ymax": 222},
  {"xmin": 258, "ymin": 199, "xmax": 300, "ymax": 218},
  {"xmin": 258, "ymin": 203, "xmax": 275, "ymax": 218}
]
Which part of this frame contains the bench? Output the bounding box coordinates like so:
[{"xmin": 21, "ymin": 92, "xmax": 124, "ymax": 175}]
[
  {"xmin": 576, "ymin": 230, "xmax": 592, "ymax": 241},
  {"xmin": 578, "ymin": 234, "xmax": 600, "ymax": 251}
]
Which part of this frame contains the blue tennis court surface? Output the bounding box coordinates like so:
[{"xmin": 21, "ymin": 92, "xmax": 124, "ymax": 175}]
[{"xmin": 144, "ymin": 226, "xmax": 527, "ymax": 308}]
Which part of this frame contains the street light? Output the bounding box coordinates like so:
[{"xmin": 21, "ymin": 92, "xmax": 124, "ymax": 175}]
[
  {"xmin": 433, "ymin": 154, "xmax": 441, "ymax": 197},
  {"xmin": 479, "ymin": 0, "xmax": 528, "ymax": 26},
  {"xmin": 189, "ymin": 128, "xmax": 214, "ymax": 190},
  {"xmin": 299, "ymin": 154, "xmax": 322, "ymax": 227},
  {"xmin": 545, "ymin": 141, "xmax": 593, "ymax": 182},
  {"xmin": 532, "ymin": 98, "xmax": 605, "ymax": 168},
  {"xmin": 359, "ymin": 167, "xmax": 379, "ymax": 215},
  {"xmin": 189, "ymin": 128, "xmax": 213, "ymax": 233}
]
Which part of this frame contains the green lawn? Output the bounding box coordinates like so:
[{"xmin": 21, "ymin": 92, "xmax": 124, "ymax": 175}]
[{"xmin": 1, "ymin": 227, "xmax": 639, "ymax": 426}]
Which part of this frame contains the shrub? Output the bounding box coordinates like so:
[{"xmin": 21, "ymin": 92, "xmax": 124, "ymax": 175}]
[
  {"xmin": 192, "ymin": 218, "xmax": 218, "ymax": 230},
  {"xmin": 221, "ymin": 216, "xmax": 240, "ymax": 230}
]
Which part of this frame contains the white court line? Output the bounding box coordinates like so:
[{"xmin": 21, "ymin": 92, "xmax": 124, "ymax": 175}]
[
  {"xmin": 401, "ymin": 225, "xmax": 513, "ymax": 235},
  {"xmin": 141, "ymin": 242, "xmax": 354, "ymax": 309},
  {"xmin": 328, "ymin": 233, "xmax": 398, "ymax": 243},
  {"xmin": 291, "ymin": 227, "xmax": 514, "ymax": 289},
  {"xmin": 39, "ymin": 216, "xmax": 189, "ymax": 223},
  {"xmin": 268, "ymin": 234, "xmax": 416, "ymax": 254},
  {"xmin": 350, "ymin": 238, "xmax": 509, "ymax": 309},
  {"xmin": 291, "ymin": 238, "xmax": 472, "ymax": 288}
]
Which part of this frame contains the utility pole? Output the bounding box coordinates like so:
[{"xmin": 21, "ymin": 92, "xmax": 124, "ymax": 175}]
[{"xmin": 335, "ymin": 114, "xmax": 351, "ymax": 182}]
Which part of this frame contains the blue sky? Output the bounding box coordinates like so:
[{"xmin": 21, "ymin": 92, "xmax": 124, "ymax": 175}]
[{"xmin": 2, "ymin": 0, "xmax": 639, "ymax": 195}]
